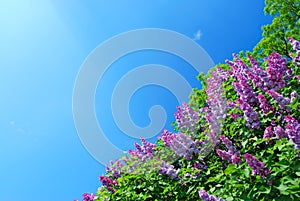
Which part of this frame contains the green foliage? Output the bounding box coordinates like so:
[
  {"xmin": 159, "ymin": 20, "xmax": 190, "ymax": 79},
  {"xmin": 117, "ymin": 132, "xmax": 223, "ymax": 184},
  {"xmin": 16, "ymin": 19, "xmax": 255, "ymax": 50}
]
[{"xmin": 253, "ymin": 0, "xmax": 300, "ymax": 58}]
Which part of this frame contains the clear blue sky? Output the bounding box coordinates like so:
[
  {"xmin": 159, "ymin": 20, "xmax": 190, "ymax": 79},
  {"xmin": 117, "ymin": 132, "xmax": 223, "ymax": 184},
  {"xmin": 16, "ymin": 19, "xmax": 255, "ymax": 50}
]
[{"xmin": 0, "ymin": 1, "xmax": 272, "ymax": 200}]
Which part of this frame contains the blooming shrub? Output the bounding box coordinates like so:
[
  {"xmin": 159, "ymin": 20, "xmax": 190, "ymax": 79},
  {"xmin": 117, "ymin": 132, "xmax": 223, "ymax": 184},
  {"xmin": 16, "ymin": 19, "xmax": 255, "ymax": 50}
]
[{"xmin": 75, "ymin": 37, "xmax": 300, "ymax": 201}]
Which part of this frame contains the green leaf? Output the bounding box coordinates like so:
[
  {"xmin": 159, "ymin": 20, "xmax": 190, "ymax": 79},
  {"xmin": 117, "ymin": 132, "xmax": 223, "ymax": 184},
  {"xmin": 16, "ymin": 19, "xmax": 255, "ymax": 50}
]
[{"xmin": 224, "ymin": 164, "xmax": 237, "ymax": 175}]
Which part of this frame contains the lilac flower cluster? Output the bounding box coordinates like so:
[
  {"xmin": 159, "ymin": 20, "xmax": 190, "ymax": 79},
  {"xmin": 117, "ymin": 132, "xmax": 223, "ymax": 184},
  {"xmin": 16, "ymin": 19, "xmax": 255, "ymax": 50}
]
[
  {"xmin": 168, "ymin": 132, "xmax": 199, "ymax": 160},
  {"xmin": 288, "ymin": 37, "xmax": 300, "ymax": 64},
  {"xmin": 244, "ymin": 153, "xmax": 270, "ymax": 179},
  {"xmin": 236, "ymin": 98, "xmax": 260, "ymax": 129},
  {"xmin": 159, "ymin": 129, "xmax": 176, "ymax": 146},
  {"xmin": 105, "ymin": 160, "xmax": 123, "ymax": 179},
  {"xmin": 266, "ymin": 52, "xmax": 287, "ymax": 90},
  {"xmin": 229, "ymin": 112, "xmax": 242, "ymax": 120},
  {"xmin": 232, "ymin": 75, "xmax": 258, "ymax": 105},
  {"xmin": 226, "ymin": 54, "xmax": 252, "ymax": 79},
  {"xmin": 258, "ymin": 94, "xmax": 274, "ymax": 115},
  {"xmin": 263, "ymin": 126, "xmax": 275, "ymax": 141},
  {"xmin": 193, "ymin": 159, "xmax": 208, "ymax": 171},
  {"xmin": 248, "ymin": 53, "xmax": 288, "ymax": 92},
  {"xmin": 291, "ymin": 91, "xmax": 300, "ymax": 103},
  {"xmin": 174, "ymin": 102, "xmax": 200, "ymax": 133},
  {"xmin": 128, "ymin": 137, "xmax": 155, "ymax": 157},
  {"xmin": 227, "ymin": 101, "xmax": 236, "ymax": 109},
  {"xmin": 263, "ymin": 124, "xmax": 289, "ymax": 143},
  {"xmin": 228, "ymin": 52, "xmax": 289, "ymax": 93},
  {"xmin": 158, "ymin": 160, "xmax": 180, "ymax": 180},
  {"xmin": 99, "ymin": 176, "xmax": 118, "ymax": 193},
  {"xmin": 123, "ymin": 137, "xmax": 158, "ymax": 174},
  {"xmin": 205, "ymin": 71, "xmax": 227, "ymax": 144},
  {"xmin": 247, "ymin": 62, "xmax": 270, "ymax": 92},
  {"xmin": 74, "ymin": 193, "xmax": 97, "ymax": 201},
  {"xmin": 284, "ymin": 115, "xmax": 300, "ymax": 149},
  {"xmin": 267, "ymin": 90, "xmax": 290, "ymax": 111},
  {"xmin": 216, "ymin": 66, "xmax": 229, "ymax": 81},
  {"xmin": 274, "ymin": 125, "xmax": 288, "ymax": 139},
  {"xmin": 216, "ymin": 136, "xmax": 241, "ymax": 164},
  {"xmin": 198, "ymin": 190, "xmax": 224, "ymax": 201}
]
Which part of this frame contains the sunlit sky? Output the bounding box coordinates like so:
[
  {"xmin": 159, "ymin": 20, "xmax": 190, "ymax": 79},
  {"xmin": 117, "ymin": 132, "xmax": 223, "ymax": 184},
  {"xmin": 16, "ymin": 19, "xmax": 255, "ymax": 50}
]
[{"xmin": 0, "ymin": 1, "xmax": 272, "ymax": 200}]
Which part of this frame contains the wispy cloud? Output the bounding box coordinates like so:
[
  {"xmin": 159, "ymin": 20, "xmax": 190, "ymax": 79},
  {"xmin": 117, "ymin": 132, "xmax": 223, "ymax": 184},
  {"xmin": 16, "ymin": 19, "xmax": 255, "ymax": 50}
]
[
  {"xmin": 193, "ymin": 30, "xmax": 202, "ymax": 41},
  {"xmin": 9, "ymin": 120, "xmax": 15, "ymax": 125}
]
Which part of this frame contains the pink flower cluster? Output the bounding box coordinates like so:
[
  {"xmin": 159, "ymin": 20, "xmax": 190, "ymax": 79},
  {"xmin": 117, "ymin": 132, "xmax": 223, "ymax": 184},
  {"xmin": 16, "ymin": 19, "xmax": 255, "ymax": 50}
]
[{"xmin": 244, "ymin": 153, "xmax": 270, "ymax": 179}]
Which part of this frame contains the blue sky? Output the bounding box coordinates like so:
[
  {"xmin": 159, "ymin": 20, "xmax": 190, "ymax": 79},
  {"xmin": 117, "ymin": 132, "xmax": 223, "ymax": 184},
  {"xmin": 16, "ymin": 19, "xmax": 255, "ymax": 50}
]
[{"xmin": 0, "ymin": 1, "xmax": 272, "ymax": 200}]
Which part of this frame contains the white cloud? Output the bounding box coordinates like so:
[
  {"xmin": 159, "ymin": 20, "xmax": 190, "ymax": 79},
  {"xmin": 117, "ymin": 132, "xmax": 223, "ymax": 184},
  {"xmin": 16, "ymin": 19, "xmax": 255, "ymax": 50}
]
[{"xmin": 193, "ymin": 30, "xmax": 202, "ymax": 41}]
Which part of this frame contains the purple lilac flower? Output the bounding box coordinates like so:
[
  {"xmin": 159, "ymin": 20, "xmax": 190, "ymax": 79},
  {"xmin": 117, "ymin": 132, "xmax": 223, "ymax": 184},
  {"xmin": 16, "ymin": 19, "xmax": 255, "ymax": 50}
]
[
  {"xmin": 230, "ymin": 112, "xmax": 242, "ymax": 120},
  {"xmin": 248, "ymin": 55, "xmax": 260, "ymax": 69},
  {"xmin": 247, "ymin": 67, "xmax": 270, "ymax": 92},
  {"xmin": 291, "ymin": 91, "xmax": 300, "ymax": 103},
  {"xmin": 244, "ymin": 153, "xmax": 270, "ymax": 179},
  {"xmin": 105, "ymin": 159, "xmax": 123, "ymax": 179},
  {"xmin": 168, "ymin": 132, "xmax": 198, "ymax": 160},
  {"xmin": 236, "ymin": 98, "xmax": 260, "ymax": 129},
  {"xmin": 159, "ymin": 129, "xmax": 176, "ymax": 146},
  {"xmin": 266, "ymin": 52, "xmax": 287, "ymax": 90},
  {"xmin": 125, "ymin": 137, "xmax": 157, "ymax": 174},
  {"xmin": 129, "ymin": 137, "xmax": 155, "ymax": 157},
  {"xmin": 227, "ymin": 54, "xmax": 252, "ymax": 79},
  {"xmin": 285, "ymin": 68, "xmax": 293, "ymax": 81},
  {"xmin": 193, "ymin": 160, "xmax": 208, "ymax": 171},
  {"xmin": 274, "ymin": 125, "xmax": 288, "ymax": 139},
  {"xmin": 288, "ymin": 37, "xmax": 300, "ymax": 64},
  {"xmin": 267, "ymin": 90, "xmax": 290, "ymax": 111},
  {"xmin": 220, "ymin": 136, "xmax": 238, "ymax": 154},
  {"xmin": 198, "ymin": 190, "xmax": 224, "ymax": 201},
  {"xmin": 263, "ymin": 126, "xmax": 275, "ymax": 143},
  {"xmin": 158, "ymin": 160, "xmax": 179, "ymax": 179},
  {"xmin": 216, "ymin": 136, "xmax": 241, "ymax": 164},
  {"xmin": 205, "ymin": 71, "xmax": 227, "ymax": 148},
  {"xmin": 227, "ymin": 101, "xmax": 236, "ymax": 109},
  {"xmin": 258, "ymin": 94, "xmax": 274, "ymax": 114},
  {"xmin": 216, "ymin": 66, "xmax": 229, "ymax": 81},
  {"xmin": 100, "ymin": 176, "xmax": 118, "ymax": 193},
  {"xmin": 232, "ymin": 75, "xmax": 258, "ymax": 105},
  {"xmin": 174, "ymin": 102, "xmax": 200, "ymax": 133},
  {"xmin": 80, "ymin": 193, "xmax": 97, "ymax": 201},
  {"xmin": 284, "ymin": 115, "xmax": 300, "ymax": 149}
]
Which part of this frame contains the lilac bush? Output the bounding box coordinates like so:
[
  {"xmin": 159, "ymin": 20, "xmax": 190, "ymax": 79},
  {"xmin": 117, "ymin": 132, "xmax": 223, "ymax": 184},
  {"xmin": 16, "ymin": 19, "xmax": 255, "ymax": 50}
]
[{"xmin": 76, "ymin": 37, "xmax": 300, "ymax": 201}]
